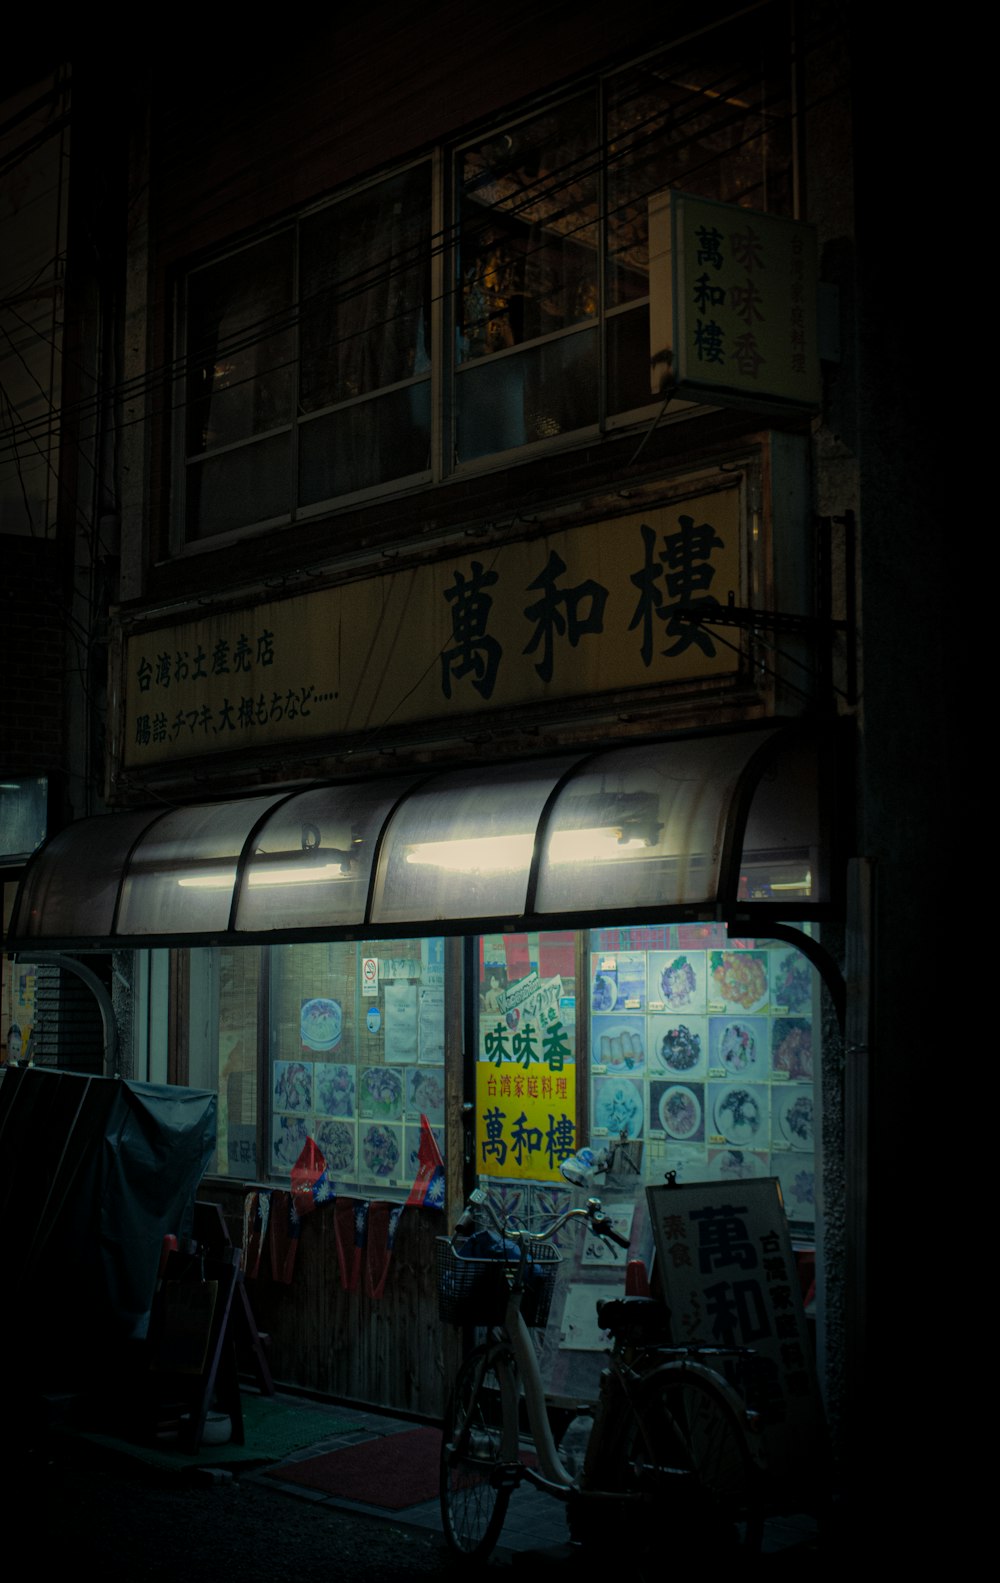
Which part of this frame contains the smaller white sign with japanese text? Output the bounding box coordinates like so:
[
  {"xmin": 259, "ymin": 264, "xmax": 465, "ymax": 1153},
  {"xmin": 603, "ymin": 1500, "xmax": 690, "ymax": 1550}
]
[
  {"xmin": 649, "ymin": 192, "xmax": 820, "ymax": 411},
  {"xmin": 647, "ymin": 1177, "xmax": 826, "ymax": 1495}
]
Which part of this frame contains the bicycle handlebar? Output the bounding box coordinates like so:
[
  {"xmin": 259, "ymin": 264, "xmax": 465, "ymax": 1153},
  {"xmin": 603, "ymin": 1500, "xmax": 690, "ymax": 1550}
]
[
  {"xmin": 591, "ymin": 1211, "xmax": 630, "ymax": 1249},
  {"xmin": 464, "ymin": 1187, "xmax": 630, "ymax": 1252}
]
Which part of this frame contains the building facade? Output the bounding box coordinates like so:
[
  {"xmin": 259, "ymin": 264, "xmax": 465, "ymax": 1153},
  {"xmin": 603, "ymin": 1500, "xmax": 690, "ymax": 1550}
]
[{"xmin": 2, "ymin": 3, "xmax": 941, "ymax": 1522}]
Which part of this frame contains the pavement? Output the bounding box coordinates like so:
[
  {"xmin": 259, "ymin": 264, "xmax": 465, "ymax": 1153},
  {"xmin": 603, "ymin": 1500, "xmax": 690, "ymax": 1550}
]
[
  {"xmin": 33, "ymin": 1386, "xmax": 823, "ymax": 1571},
  {"xmin": 234, "ymin": 1391, "xmax": 821, "ymax": 1561},
  {"xmin": 252, "ymin": 1397, "xmax": 572, "ymax": 1555}
]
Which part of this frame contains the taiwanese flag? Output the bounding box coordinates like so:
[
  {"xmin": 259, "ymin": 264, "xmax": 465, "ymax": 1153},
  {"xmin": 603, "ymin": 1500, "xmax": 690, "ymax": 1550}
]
[
  {"xmin": 290, "ymin": 1136, "xmax": 332, "ymax": 1216},
  {"xmin": 406, "ymin": 1113, "xmax": 445, "ymax": 1209}
]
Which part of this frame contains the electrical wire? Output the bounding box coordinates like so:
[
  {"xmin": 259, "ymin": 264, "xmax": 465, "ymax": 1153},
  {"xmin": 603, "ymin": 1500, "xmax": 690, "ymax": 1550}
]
[
  {"xmin": 0, "ymin": 12, "xmax": 849, "ymax": 474},
  {"xmin": 1, "ymin": 5, "xmax": 853, "ymax": 774}
]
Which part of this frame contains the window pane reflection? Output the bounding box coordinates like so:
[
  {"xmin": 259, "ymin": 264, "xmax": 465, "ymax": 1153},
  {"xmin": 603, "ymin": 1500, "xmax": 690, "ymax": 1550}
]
[
  {"xmin": 458, "ymin": 95, "xmax": 598, "ymax": 363},
  {"xmin": 299, "ymin": 381, "xmax": 431, "ymax": 504},
  {"xmin": 605, "ymin": 17, "xmax": 793, "ymax": 312},
  {"xmin": 456, "ymin": 328, "xmax": 597, "ymax": 460},
  {"xmin": 300, "ymin": 164, "xmax": 431, "ymax": 409},
  {"xmin": 186, "ymin": 232, "xmax": 294, "ymax": 456},
  {"xmin": 187, "ymin": 432, "xmax": 292, "ymax": 539}
]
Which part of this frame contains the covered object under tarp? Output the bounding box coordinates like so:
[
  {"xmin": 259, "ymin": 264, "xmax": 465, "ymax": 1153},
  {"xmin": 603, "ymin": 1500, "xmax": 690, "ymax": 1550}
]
[{"xmin": 0, "ymin": 1065, "xmax": 216, "ymax": 1398}]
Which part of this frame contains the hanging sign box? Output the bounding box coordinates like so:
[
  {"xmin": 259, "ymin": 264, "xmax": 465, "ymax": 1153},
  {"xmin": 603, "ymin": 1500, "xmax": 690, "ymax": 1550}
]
[{"xmin": 649, "ymin": 191, "xmax": 820, "ymax": 411}]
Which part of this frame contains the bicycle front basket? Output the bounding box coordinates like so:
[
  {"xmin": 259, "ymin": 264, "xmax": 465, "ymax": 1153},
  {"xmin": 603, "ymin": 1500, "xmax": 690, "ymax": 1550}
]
[{"xmin": 435, "ymin": 1236, "xmax": 560, "ymax": 1329}]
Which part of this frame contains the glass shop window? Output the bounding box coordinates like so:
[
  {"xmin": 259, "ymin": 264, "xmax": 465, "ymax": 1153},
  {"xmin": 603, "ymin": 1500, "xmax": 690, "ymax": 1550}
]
[
  {"xmin": 179, "ymin": 937, "xmax": 446, "ymax": 1194},
  {"xmin": 474, "ymin": 923, "xmax": 818, "ymax": 1242},
  {"xmin": 186, "ymin": 946, "xmax": 262, "ymax": 1178},
  {"xmin": 587, "ymin": 923, "xmax": 818, "ymax": 1238},
  {"xmin": 267, "ymin": 938, "xmax": 445, "ymax": 1197}
]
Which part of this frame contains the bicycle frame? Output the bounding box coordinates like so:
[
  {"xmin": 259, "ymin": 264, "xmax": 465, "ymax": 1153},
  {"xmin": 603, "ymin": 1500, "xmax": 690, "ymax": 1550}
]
[
  {"xmin": 463, "ymin": 1188, "xmax": 623, "ymax": 1495},
  {"xmin": 458, "ymin": 1193, "xmax": 762, "ymax": 1470},
  {"xmin": 441, "ymin": 1190, "xmax": 764, "ymax": 1560},
  {"xmin": 497, "ymin": 1296, "xmax": 575, "ymax": 1491}
]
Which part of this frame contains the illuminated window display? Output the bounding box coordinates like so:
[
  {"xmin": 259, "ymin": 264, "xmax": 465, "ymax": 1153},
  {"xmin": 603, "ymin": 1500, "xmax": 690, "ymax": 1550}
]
[
  {"xmin": 177, "ymin": 921, "xmax": 818, "ymax": 1238},
  {"xmin": 476, "ymin": 924, "xmax": 818, "ymax": 1235},
  {"xmin": 267, "ymin": 938, "xmax": 445, "ymax": 1194},
  {"xmin": 186, "ymin": 937, "xmax": 445, "ymax": 1195}
]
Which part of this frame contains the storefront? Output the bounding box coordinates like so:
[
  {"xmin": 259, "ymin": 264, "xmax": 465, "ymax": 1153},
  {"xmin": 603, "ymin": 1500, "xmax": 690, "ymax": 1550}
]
[
  {"xmin": 3, "ymin": 6, "xmax": 948, "ymax": 1527},
  {"xmin": 6, "ymin": 715, "xmax": 843, "ymax": 1419},
  {"xmin": 2, "ymin": 0, "xmax": 849, "ymax": 1418}
]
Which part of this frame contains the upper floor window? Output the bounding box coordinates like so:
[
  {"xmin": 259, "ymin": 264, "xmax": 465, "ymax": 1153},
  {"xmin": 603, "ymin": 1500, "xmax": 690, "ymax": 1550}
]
[
  {"xmin": 176, "ymin": 14, "xmax": 791, "ymax": 547},
  {"xmin": 456, "ymin": 94, "xmax": 601, "ymax": 461},
  {"xmin": 182, "ymin": 164, "xmax": 432, "ymax": 543}
]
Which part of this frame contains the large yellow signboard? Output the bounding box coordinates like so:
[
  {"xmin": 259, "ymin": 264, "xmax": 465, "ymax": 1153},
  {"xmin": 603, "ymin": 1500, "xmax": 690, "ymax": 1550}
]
[{"xmin": 122, "ymin": 486, "xmax": 742, "ymax": 768}]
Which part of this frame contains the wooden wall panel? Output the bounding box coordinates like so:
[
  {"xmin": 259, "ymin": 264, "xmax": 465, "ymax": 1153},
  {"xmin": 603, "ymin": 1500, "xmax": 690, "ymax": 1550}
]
[{"xmin": 205, "ymin": 1182, "xmax": 458, "ymax": 1416}]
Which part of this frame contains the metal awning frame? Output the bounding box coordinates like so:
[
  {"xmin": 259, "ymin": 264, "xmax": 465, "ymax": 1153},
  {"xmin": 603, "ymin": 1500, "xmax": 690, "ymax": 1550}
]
[{"xmin": 6, "ymin": 719, "xmax": 842, "ymax": 955}]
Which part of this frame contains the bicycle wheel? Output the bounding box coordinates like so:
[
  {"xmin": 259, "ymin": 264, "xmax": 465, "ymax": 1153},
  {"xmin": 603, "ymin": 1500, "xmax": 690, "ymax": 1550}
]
[
  {"xmin": 586, "ymin": 1367, "xmax": 761, "ymax": 1562},
  {"xmin": 440, "ymin": 1346, "xmax": 515, "ymax": 1557},
  {"xmin": 636, "ymin": 1368, "xmax": 761, "ymax": 1553}
]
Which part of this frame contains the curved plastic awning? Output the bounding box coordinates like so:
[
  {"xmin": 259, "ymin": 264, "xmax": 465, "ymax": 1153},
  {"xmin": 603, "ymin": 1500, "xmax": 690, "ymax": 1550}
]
[{"xmin": 6, "ymin": 723, "xmax": 832, "ymax": 950}]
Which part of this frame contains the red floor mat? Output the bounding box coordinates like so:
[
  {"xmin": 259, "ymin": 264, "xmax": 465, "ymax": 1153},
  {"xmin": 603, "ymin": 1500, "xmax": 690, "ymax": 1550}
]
[{"xmin": 266, "ymin": 1427, "xmax": 442, "ymax": 1509}]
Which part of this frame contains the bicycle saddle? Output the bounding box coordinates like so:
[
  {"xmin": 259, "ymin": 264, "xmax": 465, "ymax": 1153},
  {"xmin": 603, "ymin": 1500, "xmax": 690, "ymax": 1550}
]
[{"xmin": 597, "ymin": 1295, "xmax": 671, "ymax": 1343}]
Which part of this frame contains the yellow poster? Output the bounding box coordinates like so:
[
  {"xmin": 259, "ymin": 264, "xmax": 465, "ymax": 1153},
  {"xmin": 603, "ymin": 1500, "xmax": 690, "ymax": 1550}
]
[
  {"xmin": 476, "ymin": 1060, "xmax": 577, "ymax": 1183},
  {"xmin": 2, "ymin": 961, "xmax": 35, "ymax": 1064}
]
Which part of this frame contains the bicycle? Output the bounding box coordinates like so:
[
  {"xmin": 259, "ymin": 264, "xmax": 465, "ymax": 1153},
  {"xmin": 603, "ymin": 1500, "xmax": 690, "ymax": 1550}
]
[{"xmin": 437, "ymin": 1187, "xmax": 764, "ymax": 1565}]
